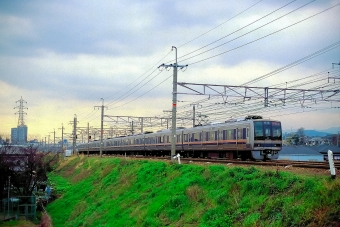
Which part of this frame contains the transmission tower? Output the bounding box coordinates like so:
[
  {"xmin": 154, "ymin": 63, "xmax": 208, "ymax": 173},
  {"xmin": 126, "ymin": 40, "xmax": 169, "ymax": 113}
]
[{"xmin": 14, "ymin": 96, "xmax": 28, "ymax": 126}]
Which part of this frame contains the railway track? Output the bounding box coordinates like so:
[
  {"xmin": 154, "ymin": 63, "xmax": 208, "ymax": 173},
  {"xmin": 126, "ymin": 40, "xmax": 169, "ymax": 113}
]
[{"xmin": 91, "ymin": 154, "xmax": 340, "ymax": 170}]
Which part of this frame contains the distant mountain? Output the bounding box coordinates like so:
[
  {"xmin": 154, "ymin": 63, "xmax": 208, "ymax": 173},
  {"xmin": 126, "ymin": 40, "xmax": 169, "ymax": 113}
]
[
  {"xmin": 319, "ymin": 127, "xmax": 340, "ymax": 135},
  {"xmin": 304, "ymin": 130, "xmax": 330, "ymax": 137},
  {"xmin": 283, "ymin": 128, "xmax": 339, "ymax": 137}
]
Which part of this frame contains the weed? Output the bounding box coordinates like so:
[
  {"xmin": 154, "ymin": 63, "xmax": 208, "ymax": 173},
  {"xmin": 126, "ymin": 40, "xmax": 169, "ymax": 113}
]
[
  {"xmin": 200, "ymin": 207, "xmax": 233, "ymax": 227},
  {"xmin": 47, "ymin": 158, "xmax": 340, "ymax": 227},
  {"xmin": 186, "ymin": 184, "xmax": 205, "ymax": 203}
]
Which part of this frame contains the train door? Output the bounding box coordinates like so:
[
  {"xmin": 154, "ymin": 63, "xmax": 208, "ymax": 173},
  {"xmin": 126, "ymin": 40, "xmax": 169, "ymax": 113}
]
[
  {"xmin": 246, "ymin": 127, "xmax": 250, "ymax": 144},
  {"xmin": 234, "ymin": 128, "xmax": 238, "ymax": 149}
]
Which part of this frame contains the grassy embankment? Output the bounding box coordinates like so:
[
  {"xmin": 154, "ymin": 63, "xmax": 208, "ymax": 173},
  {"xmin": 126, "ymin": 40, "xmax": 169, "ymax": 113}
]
[{"xmin": 46, "ymin": 156, "xmax": 340, "ymax": 227}]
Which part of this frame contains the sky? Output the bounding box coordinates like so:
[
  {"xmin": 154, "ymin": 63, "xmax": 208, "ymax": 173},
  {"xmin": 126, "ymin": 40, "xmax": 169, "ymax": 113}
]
[{"xmin": 0, "ymin": 0, "xmax": 339, "ymax": 141}]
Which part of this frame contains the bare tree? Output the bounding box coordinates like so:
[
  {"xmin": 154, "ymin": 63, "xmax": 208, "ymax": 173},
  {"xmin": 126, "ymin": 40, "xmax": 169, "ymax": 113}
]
[{"xmin": 0, "ymin": 145, "xmax": 60, "ymax": 201}]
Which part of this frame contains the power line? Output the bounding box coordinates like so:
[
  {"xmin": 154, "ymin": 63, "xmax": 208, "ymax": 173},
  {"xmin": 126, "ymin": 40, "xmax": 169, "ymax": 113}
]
[
  {"xmin": 242, "ymin": 42, "xmax": 340, "ymax": 86},
  {"xmin": 176, "ymin": 0, "xmax": 299, "ymax": 62},
  {"xmin": 106, "ymin": 50, "xmax": 172, "ymax": 107},
  {"xmin": 108, "ymin": 73, "xmax": 173, "ymax": 110},
  {"xmin": 177, "ymin": 0, "xmax": 263, "ymax": 48},
  {"xmin": 185, "ymin": 3, "xmax": 340, "ymax": 65}
]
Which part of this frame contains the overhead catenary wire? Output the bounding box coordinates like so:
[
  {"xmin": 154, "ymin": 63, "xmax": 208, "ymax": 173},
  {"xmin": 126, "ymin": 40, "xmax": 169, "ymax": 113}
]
[
  {"xmin": 177, "ymin": 0, "xmax": 263, "ymax": 49},
  {"xmin": 102, "ymin": 1, "xmax": 271, "ymax": 113},
  {"xmin": 77, "ymin": 50, "xmax": 172, "ymax": 123},
  {"xmin": 184, "ymin": 3, "xmax": 340, "ymax": 65},
  {"xmin": 69, "ymin": 1, "xmax": 338, "ymax": 136},
  {"xmin": 106, "ymin": 50, "xmax": 173, "ymax": 107},
  {"xmin": 101, "ymin": 0, "xmax": 320, "ymax": 113},
  {"xmin": 171, "ymin": 66, "xmax": 339, "ymax": 127},
  {"xmin": 108, "ymin": 73, "xmax": 173, "ymax": 110},
  {"xmin": 176, "ymin": 0, "xmax": 299, "ymax": 62}
]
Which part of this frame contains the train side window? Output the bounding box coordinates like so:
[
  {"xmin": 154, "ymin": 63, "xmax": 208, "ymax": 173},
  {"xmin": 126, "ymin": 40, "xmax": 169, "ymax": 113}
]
[
  {"xmin": 177, "ymin": 134, "xmax": 181, "ymax": 143},
  {"xmin": 219, "ymin": 130, "xmax": 223, "ymax": 140},
  {"xmin": 210, "ymin": 131, "xmax": 215, "ymax": 141},
  {"xmin": 205, "ymin": 132, "xmax": 209, "ymax": 141},
  {"xmin": 212, "ymin": 131, "xmax": 217, "ymax": 140},
  {"xmin": 227, "ymin": 130, "xmax": 233, "ymax": 140},
  {"xmin": 193, "ymin": 133, "xmax": 200, "ymax": 141},
  {"xmin": 223, "ymin": 130, "xmax": 227, "ymax": 140},
  {"xmin": 237, "ymin": 128, "xmax": 242, "ymax": 139},
  {"xmin": 184, "ymin": 134, "xmax": 188, "ymax": 142}
]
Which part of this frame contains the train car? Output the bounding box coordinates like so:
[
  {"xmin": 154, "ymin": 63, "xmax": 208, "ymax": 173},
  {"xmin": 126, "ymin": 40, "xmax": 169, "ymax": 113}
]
[{"xmin": 77, "ymin": 115, "xmax": 282, "ymax": 160}]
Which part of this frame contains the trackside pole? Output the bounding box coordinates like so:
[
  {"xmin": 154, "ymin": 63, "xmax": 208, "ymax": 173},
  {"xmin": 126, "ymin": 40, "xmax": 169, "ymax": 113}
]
[
  {"xmin": 173, "ymin": 153, "xmax": 181, "ymax": 164},
  {"xmin": 328, "ymin": 150, "xmax": 336, "ymax": 179}
]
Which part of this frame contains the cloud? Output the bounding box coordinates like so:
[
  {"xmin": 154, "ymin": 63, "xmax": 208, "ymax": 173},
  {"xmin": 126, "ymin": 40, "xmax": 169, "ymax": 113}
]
[{"xmin": 0, "ymin": 0, "xmax": 339, "ymax": 137}]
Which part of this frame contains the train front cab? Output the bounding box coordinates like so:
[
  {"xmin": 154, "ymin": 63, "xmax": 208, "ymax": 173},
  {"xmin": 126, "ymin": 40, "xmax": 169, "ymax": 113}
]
[{"xmin": 251, "ymin": 120, "xmax": 282, "ymax": 160}]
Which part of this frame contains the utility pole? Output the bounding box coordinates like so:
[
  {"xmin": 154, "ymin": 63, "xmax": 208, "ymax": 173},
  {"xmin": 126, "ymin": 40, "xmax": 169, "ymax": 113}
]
[
  {"xmin": 87, "ymin": 123, "xmax": 90, "ymax": 157},
  {"xmin": 74, "ymin": 115, "xmax": 77, "ymax": 155},
  {"xmin": 141, "ymin": 118, "xmax": 143, "ymax": 133},
  {"xmin": 50, "ymin": 129, "xmax": 56, "ymax": 149},
  {"xmin": 69, "ymin": 115, "xmax": 78, "ymax": 155},
  {"xmin": 192, "ymin": 105, "xmax": 195, "ymax": 127},
  {"xmin": 158, "ymin": 46, "xmax": 188, "ymax": 160},
  {"xmin": 190, "ymin": 104, "xmax": 202, "ymax": 127},
  {"xmin": 94, "ymin": 98, "xmax": 107, "ymax": 158},
  {"xmin": 131, "ymin": 121, "xmax": 134, "ymax": 135},
  {"xmin": 45, "ymin": 135, "xmax": 50, "ymax": 149},
  {"xmin": 58, "ymin": 123, "xmax": 65, "ymax": 154}
]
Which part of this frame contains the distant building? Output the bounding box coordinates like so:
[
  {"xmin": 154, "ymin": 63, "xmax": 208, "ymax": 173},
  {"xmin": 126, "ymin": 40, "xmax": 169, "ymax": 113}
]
[
  {"xmin": 11, "ymin": 127, "xmax": 18, "ymax": 144},
  {"xmin": 11, "ymin": 125, "xmax": 28, "ymax": 145}
]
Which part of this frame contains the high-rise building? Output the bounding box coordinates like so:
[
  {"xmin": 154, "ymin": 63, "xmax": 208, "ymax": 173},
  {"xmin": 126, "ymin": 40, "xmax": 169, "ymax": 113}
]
[
  {"xmin": 11, "ymin": 128, "xmax": 18, "ymax": 144},
  {"xmin": 11, "ymin": 126, "xmax": 28, "ymax": 145}
]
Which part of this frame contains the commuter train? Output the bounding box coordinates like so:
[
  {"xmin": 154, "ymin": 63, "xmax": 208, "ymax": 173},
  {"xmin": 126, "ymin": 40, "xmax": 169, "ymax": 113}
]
[{"xmin": 77, "ymin": 116, "xmax": 282, "ymax": 160}]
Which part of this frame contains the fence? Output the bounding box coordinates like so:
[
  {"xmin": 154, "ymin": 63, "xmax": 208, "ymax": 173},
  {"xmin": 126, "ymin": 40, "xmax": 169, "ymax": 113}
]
[{"xmin": 1, "ymin": 196, "xmax": 36, "ymax": 221}]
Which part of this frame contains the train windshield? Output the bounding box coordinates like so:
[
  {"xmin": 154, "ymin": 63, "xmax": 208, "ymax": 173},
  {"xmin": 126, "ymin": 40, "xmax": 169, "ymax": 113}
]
[{"xmin": 254, "ymin": 121, "xmax": 282, "ymax": 140}]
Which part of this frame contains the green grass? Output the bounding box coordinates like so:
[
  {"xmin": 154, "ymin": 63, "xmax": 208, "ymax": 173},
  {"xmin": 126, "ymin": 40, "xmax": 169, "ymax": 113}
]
[
  {"xmin": 46, "ymin": 156, "xmax": 340, "ymax": 227},
  {"xmin": 0, "ymin": 220, "xmax": 38, "ymax": 227}
]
